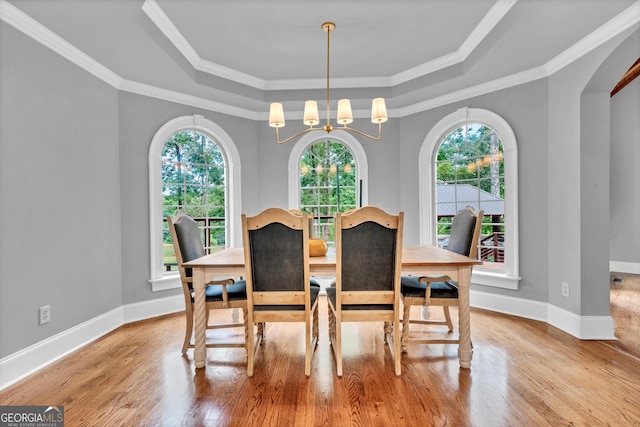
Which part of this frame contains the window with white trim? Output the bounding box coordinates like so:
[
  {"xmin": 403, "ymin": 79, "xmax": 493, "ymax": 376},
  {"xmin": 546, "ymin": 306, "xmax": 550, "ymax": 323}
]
[
  {"xmin": 435, "ymin": 123, "xmax": 505, "ymax": 269},
  {"xmin": 148, "ymin": 115, "xmax": 241, "ymax": 292},
  {"xmin": 299, "ymin": 139, "xmax": 357, "ymax": 243},
  {"xmin": 420, "ymin": 108, "xmax": 519, "ymax": 289},
  {"xmin": 162, "ymin": 130, "xmax": 228, "ymax": 269}
]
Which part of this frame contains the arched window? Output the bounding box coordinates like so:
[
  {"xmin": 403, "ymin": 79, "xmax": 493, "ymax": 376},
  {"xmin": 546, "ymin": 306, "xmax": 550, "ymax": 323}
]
[
  {"xmin": 288, "ymin": 130, "xmax": 368, "ymax": 244},
  {"xmin": 420, "ymin": 108, "xmax": 520, "ymax": 289},
  {"xmin": 148, "ymin": 115, "xmax": 241, "ymax": 291},
  {"xmin": 162, "ymin": 131, "xmax": 227, "ymax": 257}
]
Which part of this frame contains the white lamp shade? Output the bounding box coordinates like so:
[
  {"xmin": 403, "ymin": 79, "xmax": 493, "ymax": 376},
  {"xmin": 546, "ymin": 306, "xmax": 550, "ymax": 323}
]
[
  {"xmin": 303, "ymin": 100, "xmax": 320, "ymax": 126},
  {"xmin": 371, "ymin": 98, "xmax": 388, "ymax": 124},
  {"xmin": 269, "ymin": 103, "xmax": 285, "ymax": 128},
  {"xmin": 337, "ymin": 99, "xmax": 353, "ymax": 125}
]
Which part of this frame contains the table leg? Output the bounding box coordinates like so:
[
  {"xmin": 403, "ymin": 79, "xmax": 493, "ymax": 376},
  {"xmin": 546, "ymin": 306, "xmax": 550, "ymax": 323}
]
[
  {"xmin": 193, "ymin": 268, "xmax": 207, "ymax": 369},
  {"xmin": 457, "ymin": 266, "xmax": 473, "ymax": 369}
]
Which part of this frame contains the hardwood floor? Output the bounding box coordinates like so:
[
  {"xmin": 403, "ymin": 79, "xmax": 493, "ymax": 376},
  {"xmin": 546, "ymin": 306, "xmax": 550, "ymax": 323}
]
[
  {"xmin": 2, "ymin": 296, "xmax": 640, "ymax": 426},
  {"xmin": 610, "ymin": 272, "xmax": 640, "ymax": 358}
]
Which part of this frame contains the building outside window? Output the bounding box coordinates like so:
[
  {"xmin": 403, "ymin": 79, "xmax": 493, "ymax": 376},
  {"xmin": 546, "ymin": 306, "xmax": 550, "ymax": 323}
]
[{"xmin": 435, "ymin": 124, "xmax": 505, "ymax": 270}]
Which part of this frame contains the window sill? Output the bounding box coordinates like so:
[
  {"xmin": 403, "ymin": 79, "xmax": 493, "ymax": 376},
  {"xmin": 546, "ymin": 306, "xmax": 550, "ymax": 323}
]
[
  {"xmin": 149, "ymin": 272, "xmax": 181, "ymax": 292},
  {"xmin": 472, "ymin": 269, "xmax": 520, "ymax": 290}
]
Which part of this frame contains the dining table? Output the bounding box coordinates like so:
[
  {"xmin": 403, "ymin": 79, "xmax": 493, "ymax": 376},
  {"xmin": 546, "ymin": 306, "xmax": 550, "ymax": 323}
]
[{"xmin": 183, "ymin": 245, "xmax": 481, "ymax": 370}]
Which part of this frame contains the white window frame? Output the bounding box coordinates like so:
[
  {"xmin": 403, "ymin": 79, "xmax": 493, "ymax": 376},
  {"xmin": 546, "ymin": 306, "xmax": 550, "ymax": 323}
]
[
  {"xmin": 288, "ymin": 130, "xmax": 369, "ymax": 210},
  {"xmin": 420, "ymin": 107, "xmax": 520, "ymax": 289},
  {"xmin": 148, "ymin": 114, "xmax": 242, "ymax": 292}
]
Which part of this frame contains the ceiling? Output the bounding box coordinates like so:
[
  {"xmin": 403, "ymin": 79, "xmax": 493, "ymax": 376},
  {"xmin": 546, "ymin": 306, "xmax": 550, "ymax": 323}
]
[{"xmin": 3, "ymin": 0, "xmax": 639, "ymax": 120}]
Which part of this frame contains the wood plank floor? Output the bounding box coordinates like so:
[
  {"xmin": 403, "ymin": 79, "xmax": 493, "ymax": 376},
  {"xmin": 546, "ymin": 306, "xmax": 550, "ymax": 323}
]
[
  {"xmin": 2, "ymin": 296, "xmax": 640, "ymax": 426},
  {"xmin": 610, "ymin": 272, "xmax": 640, "ymax": 357}
]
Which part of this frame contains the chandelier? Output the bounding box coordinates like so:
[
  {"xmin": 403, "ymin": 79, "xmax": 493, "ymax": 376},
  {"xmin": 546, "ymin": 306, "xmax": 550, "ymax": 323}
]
[{"xmin": 268, "ymin": 22, "xmax": 388, "ymax": 144}]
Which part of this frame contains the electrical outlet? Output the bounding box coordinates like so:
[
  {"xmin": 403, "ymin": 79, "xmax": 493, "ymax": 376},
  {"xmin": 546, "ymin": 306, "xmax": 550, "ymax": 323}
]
[
  {"xmin": 39, "ymin": 305, "xmax": 51, "ymax": 324},
  {"xmin": 561, "ymin": 282, "xmax": 569, "ymax": 298}
]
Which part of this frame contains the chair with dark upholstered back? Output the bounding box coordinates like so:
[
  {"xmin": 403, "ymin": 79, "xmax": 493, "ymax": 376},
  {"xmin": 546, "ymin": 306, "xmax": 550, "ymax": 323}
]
[
  {"xmin": 400, "ymin": 206, "xmax": 483, "ymax": 351},
  {"xmin": 167, "ymin": 212, "xmax": 248, "ymax": 355},
  {"xmin": 242, "ymin": 208, "xmax": 320, "ymax": 377},
  {"xmin": 326, "ymin": 206, "xmax": 404, "ymax": 376}
]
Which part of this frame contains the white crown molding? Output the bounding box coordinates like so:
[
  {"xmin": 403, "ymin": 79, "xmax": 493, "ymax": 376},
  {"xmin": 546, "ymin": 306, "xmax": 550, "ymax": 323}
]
[
  {"xmin": 543, "ymin": 1, "xmax": 640, "ymax": 75},
  {"xmin": 118, "ymin": 79, "xmax": 260, "ymax": 120},
  {"xmin": 391, "ymin": 0, "xmax": 518, "ymax": 86},
  {"xmin": 0, "ymin": 0, "xmax": 122, "ymax": 87},
  {"xmin": 141, "ymin": 0, "xmax": 515, "ymax": 91},
  {"xmin": 2, "ymin": 0, "xmax": 639, "ymax": 121},
  {"xmin": 142, "ymin": 0, "xmax": 266, "ymax": 90}
]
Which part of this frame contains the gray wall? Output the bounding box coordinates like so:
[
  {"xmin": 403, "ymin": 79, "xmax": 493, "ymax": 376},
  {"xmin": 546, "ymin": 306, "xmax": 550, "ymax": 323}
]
[
  {"xmin": 1, "ymin": 23, "xmax": 121, "ymax": 356},
  {"xmin": 610, "ymin": 77, "xmax": 640, "ymax": 264},
  {"xmin": 1, "ymin": 18, "xmax": 638, "ymax": 359},
  {"xmin": 117, "ymin": 92, "xmax": 260, "ymax": 304}
]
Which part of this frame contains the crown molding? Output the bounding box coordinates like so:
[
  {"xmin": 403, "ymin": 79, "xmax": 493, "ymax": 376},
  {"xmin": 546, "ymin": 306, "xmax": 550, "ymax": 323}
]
[
  {"xmin": 391, "ymin": 0, "xmax": 518, "ymax": 86},
  {"xmin": 2, "ymin": 0, "xmax": 639, "ymax": 121},
  {"xmin": 142, "ymin": 0, "xmax": 267, "ymax": 90},
  {"xmin": 544, "ymin": 1, "xmax": 640, "ymax": 75},
  {"xmin": 141, "ymin": 0, "xmax": 515, "ymax": 91},
  {"xmin": 0, "ymin": 0, "xmax": 122, "ymax": 87}
]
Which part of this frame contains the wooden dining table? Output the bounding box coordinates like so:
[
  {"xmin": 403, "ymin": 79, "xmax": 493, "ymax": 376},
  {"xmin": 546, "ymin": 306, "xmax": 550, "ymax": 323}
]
[{"xmin": 184, "ymin": 245, "xmax": 481, "ymax": 370}]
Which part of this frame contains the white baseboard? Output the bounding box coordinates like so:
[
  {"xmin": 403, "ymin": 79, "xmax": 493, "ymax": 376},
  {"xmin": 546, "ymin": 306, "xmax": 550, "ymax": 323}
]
[
  {"xmin": 1, "ymin": 290, "xmax": 618, "ymax": 390},
  {"xmin": 0, "ymin": 295, "xmax": 184, "ymax": 391},
  {"xmin": 470, "ymin": 290, "xmax": 616, "ymax": 340},
  {"xmin": 610, "ymin": 261, "xmax": 640, "ymax": 275}
]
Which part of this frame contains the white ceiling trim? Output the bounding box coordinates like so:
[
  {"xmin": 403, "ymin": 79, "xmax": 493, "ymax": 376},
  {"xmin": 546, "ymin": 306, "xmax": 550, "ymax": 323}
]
[
  {"xmin": 391, "ymin": 0, "xmax": 518, "ymax": 86},
  {"xmin": 2, "ymin": 0, "xmax": 639, "ymax": 122},
  {"xmin": 141, "ymin": 0, "xmax": 266, "ymax": 90},
  {"xmin": 0, "ymin": 0, "xmax": 122, "ymax": 87},
  {"xmin": 544, "ymin": 1, "xmax": 640, "ymax": 75},
  {"xmin": 141, "ymin": 0, "xmax": 516, "ymax": 91}
]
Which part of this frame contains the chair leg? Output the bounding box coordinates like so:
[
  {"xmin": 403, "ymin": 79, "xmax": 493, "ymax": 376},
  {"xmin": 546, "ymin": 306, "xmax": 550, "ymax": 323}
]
[
  {"xmin": 313, "ymin": 304, "xmax": 319, "ymax": 345},
  {"xmin": 327, "ymin": 301, "xmax": 342, "ymax": 376},
  {"xmin": 401, "ymin": 303, "xmax": 411, "ymax": 353},
  {"xmin": 393, "ymin": 320, "xmax": 401, "ymax": 376},
  {"xmin": 242, "ymin": 308, "xmax": 249, "ymax": 355},
  {"xmin": 443, "ymin": 306, "xmax": 454, "ymax": 332},
  {"xmin": 182, "ymin": 309, "xmax": 194, "ymax": 355},
  {"xmin": 305, "ymin": 319, "xmax": 312, "ymax": 377}
]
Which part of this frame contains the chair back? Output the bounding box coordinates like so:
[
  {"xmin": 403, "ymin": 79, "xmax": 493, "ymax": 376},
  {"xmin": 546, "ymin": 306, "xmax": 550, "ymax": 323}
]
[
  {"xmin": 446, "ymin": 206, "xmax": 484, "ymax": 258},
  {"xmin": 334, "ymin": 206, "xmax": 404, "ymax": 307},
  {"xmin": 242, "ymin": 208, "xmax": 311, "ymax": 309},
  {"xmin": 167, "ymin": 213, "xmax": 204, "ymax": 291}
]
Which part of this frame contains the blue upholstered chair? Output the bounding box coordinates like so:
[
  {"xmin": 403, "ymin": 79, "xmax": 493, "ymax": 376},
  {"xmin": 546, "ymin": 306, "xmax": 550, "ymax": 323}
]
[
  {"xmin": 242, "ymin": 208, "xmax": 320, "ymax": 377},
  {"xmin": 400, "ymin": 206, "xmax": 483, "ymax": 351},
  {"xmin": 167, "ymin": 212, "xmax": 248, "ymax": 355},
  {"xmin": 326, "ymin": 206, "xmax": 404, "ymax": 376}
]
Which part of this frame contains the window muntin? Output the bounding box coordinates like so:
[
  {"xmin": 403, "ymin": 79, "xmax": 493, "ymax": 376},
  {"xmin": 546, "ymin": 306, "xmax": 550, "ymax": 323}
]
[
  {"xmin": 161, "ymin": 131, "xmax": 228, "ymax": 271},
  {"xmin": 435, "ymin": 124, "xmax": 505, "ymax": 270},
  {"xmin": 299, "ymin": 139, "xmax": 357, "ymax": 243}
]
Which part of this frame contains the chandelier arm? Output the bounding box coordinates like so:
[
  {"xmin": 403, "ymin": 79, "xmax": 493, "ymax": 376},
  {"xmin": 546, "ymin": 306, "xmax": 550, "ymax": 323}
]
[
  {"xmin": 341, "ymin": 123, "xmax": 383, "ymax": 141},
  {"xmin": 275, "ymin": 126, "xmax": 323, "ymax": 145}
]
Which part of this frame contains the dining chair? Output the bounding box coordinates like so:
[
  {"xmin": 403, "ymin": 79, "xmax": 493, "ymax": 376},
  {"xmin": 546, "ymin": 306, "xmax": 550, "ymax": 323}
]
[
  {"xmin": 167, "ymin": 212, "xmax": 248, "ymax": 355},
  {"xmin": 326, "ymin": 206, "xmax": 404, "ymax": 376},
  {"xmin": 242, "ymin": 207, "xmax": 320, "ymax": 377},
  {"xmin": 400, "ymin": 206, "xmax": 483, "ymax": 351}
]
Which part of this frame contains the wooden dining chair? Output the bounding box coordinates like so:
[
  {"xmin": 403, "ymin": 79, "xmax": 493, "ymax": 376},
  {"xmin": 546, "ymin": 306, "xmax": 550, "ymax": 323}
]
[
  {"xmin": 400, "ymin": 206, "xmax": 483, "ymax": 351},
  {"xmin": 326, "ymin": 206, "xmax": 404, "ymax": 376},
  {"xmin": 167, "ymin": 212, "xmax": 248, "ymax": 355},
  {"xmin": 242, "ymin": 208, "xmax": 320, "ymax": 377}
]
